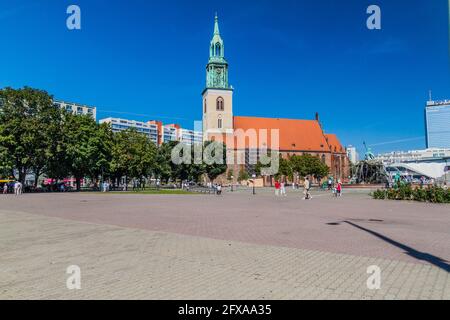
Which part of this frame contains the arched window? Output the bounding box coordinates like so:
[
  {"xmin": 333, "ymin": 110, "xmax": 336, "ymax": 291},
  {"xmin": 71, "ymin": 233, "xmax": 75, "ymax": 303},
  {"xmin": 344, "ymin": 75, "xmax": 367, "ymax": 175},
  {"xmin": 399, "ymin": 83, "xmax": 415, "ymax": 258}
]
[
  {"xmin": 215, "ymin": 43, "xmax": 221, "ymax": 56},
  {"xmin": 218, "ymin": 118, "xmax": 222, "ymax": 129},
  {"xmin": 216, "ymin": 97, "xmax": 224, "ymax": 111},
  {"xmin": 204, "ymin": 99, "xmax": 207, "ymax": 113},
  {"xmin": 321, "ymin": 154, "xmax": 326, "ymax": 163}
]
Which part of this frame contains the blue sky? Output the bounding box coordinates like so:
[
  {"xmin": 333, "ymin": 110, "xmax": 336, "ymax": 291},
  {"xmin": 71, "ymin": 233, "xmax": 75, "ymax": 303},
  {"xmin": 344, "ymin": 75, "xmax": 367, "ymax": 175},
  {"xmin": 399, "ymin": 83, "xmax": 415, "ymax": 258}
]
[{"xmin": 0, "ymin": 0, "xmax": 449, "ymax": 155}]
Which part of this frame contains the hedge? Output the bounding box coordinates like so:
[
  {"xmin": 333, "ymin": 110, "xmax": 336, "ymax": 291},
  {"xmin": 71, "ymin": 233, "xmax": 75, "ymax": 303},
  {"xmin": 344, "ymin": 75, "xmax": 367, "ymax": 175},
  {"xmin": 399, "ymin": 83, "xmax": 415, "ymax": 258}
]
[{"xmin": 371, "ymin": 185, "xmax": 450, "ymax": 204}]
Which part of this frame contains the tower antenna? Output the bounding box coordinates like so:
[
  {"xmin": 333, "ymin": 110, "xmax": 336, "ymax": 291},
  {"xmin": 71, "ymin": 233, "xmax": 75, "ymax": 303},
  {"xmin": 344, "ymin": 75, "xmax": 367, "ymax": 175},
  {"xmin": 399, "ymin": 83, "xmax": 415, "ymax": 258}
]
[{"xmin": 428, "ymin": 90, "xmax": 433, "ymax": 102}]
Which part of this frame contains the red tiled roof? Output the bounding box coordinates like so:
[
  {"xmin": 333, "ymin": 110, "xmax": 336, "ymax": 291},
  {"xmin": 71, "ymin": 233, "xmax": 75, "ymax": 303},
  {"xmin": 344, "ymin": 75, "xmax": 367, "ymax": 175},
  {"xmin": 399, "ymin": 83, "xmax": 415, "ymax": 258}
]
[
  {"xmin": 232, "ymin": 116, "xmax": 330, "ymax": 152},
  {"xmin": 325, "ymin": 134, "xmax": 345, "ymax": 153}
]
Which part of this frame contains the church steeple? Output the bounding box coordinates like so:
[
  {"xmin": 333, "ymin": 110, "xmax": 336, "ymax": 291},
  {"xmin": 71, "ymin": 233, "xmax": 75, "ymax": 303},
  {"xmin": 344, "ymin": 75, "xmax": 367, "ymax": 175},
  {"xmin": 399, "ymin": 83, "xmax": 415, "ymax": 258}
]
[
  {"xmin": 209, "ymin": 13, "xmax": 225, "ymax": 61},
  {"xmin": 214, "ymin": 12, "xmax": 220, "ymax": 35},
  {"xmin": 206, "ymin": 13, "xmax": 230, "ymax": 89},
  {"xmin": 202, "ymin": 13, "xmax": 234, "ymax": 142}
]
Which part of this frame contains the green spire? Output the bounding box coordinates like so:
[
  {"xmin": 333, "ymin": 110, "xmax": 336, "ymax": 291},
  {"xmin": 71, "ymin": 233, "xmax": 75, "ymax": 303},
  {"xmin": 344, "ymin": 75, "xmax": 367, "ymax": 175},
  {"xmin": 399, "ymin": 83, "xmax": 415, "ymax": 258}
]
[
  {"xmin": 214, "ymin": 12, "xmax": 220, "ymax": 35},
  {"xmin": 205, "ymin": 13, "xmax": 230, "ymax": 90},
  {"xmin": 210, "ymin": 13, "xmax": 225, "ymax": 60}
]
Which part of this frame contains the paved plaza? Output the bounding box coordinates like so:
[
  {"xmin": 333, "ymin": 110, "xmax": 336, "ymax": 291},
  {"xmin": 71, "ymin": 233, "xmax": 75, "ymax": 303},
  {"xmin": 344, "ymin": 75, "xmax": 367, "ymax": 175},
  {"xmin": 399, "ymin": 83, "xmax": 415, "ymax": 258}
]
[{"xmin": 1, "ymin": 188, "xmax": 449, "ymax": 299}]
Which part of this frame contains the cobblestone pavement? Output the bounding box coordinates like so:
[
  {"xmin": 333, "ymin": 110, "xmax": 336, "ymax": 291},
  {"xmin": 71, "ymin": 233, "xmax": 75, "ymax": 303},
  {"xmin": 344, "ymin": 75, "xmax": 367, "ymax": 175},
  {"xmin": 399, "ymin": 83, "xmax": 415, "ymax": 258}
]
[{"xmin": 0, "ymin": 191, "xmax": 449, "ymax": 299}]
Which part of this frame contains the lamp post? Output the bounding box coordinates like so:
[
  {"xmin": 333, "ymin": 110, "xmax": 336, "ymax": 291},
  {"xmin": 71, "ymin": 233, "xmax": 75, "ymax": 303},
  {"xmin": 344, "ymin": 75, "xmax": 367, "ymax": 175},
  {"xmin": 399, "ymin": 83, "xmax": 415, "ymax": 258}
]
[
  {"xmin": 252, "ymin": 174, "xmax": 256, "ymax": 195},
  {"xmin": 231, "ymin": 175, "xmax": 234, "ymax": 192},
  {"xmin": 445, "ymin": 158, "xmax": 449, "ymax": 184}
]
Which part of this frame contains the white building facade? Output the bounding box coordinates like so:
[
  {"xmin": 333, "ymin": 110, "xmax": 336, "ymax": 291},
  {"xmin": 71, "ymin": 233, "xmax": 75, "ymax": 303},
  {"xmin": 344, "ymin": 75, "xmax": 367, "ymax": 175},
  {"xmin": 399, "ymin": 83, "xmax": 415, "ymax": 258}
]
[
  {"xmin": 346, "ymin": 146, "xmax": 359, "ymax": 164},
  {"xmin": 375, "ymin": 148, "xmax": 450, "ymax": 165},
  {"xmin": 99, "ymin": 117, "xmax": 159, "ymax": 145},
  {"xmin": 99, "ymin": 118, "xmax": 203, "ymax": 146},
  {"xmin": 54, "ymin": 100, "xmax": 96, "ymax": 120}
]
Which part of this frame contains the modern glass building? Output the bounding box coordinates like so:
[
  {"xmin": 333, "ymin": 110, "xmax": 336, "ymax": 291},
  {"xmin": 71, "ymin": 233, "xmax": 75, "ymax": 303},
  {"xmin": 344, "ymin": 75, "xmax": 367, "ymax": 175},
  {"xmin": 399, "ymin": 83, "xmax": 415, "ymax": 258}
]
[{"xmin": 425, "ymin": 100, "xmax": 450, "ymax": 149}]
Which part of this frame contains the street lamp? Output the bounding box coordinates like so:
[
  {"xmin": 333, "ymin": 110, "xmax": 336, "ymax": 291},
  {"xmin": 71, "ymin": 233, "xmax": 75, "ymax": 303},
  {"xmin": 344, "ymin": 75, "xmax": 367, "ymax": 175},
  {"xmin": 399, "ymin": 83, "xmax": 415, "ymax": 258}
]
[
  {"xmin": 231, "ymin": 175, "xmax": 234, "ymax": 192},
  {"xmin": 252, "ymin": 174, "xmax": 256, "ymax": 195},
  {"xmin": 445, "ymin": 158, "xmax": 449, "ymax": 185}
]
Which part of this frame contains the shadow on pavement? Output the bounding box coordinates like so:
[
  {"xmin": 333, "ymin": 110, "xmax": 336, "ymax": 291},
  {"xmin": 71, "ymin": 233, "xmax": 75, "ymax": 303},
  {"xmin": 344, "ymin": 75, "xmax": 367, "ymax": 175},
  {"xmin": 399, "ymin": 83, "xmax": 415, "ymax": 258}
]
[{"xmin": 330, "ymin": 220, "xmax": 450, "ymax": 273}]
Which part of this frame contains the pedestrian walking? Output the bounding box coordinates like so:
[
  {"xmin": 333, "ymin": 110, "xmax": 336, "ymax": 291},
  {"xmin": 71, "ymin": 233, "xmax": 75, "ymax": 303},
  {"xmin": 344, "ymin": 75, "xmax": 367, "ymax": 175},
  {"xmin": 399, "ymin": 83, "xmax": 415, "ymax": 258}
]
[
  {"xmin": 3, "ymin": 183, "xmax": 8, "ymax": 194},
  {"xmin": 14, "ymin": 181, "xmax": 20, "ymax": 196},
  {"xmin": 280, "ymin": 181, "xmax": 287, "ymax": 196},
  {"xmin": 216, "ymin": 184, "xmax": 222, "ymax": 195},
  {"xmin": 336, "ymin": 180, "xmax": 342, "ymax": 197},
  {"xmin": 303, "ymin": 177, "xmax": 311, "ymax": 200},
  {"xmin": 274, "ymin": 181, "xmax": 280, "ymax": 196}
]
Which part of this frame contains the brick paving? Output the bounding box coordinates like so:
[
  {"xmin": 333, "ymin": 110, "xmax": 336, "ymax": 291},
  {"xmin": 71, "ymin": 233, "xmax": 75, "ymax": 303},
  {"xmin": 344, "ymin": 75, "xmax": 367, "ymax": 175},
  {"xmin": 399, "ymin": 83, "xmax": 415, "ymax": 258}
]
[{"xmin": 0, "ymin": 189, "xmax": 449, "ymax": 299}]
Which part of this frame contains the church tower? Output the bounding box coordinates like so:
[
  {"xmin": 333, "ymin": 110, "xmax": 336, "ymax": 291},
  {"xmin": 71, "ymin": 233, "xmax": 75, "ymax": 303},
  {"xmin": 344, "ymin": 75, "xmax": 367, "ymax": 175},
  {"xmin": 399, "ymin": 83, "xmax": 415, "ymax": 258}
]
[{"xmin": 202, "ymin": 14, "xmax": 234, "ymax": 141}]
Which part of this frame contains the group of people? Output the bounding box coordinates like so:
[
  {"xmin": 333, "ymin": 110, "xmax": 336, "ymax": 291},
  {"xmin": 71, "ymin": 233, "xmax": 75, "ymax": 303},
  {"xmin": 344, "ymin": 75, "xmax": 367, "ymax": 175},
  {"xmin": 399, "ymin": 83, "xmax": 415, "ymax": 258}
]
[
  {"xmin": 274, "ymin": 181, "xmax": 287, "ymax": 196},
  {"xmin": 274, "ymin": 178, "xmax": 310, "ymax": 199},
  {"xmin": 327, "ymin": 177, "xmax": 343, "ymax": 197},
  {"xmin": 102, "ymin": 181, "xmax": 111, "ymax": 192},
  {"xmin": 274, "ymin": 177, "xmax": 343, "ymax": 200},
  {"xmin": 2, "ymin": 181, "xmax": 23, "ymax": 195}
]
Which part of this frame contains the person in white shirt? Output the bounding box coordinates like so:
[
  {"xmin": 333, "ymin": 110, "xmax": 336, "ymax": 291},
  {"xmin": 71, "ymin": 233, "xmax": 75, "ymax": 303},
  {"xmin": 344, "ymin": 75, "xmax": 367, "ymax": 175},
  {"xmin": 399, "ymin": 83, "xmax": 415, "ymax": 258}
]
[
  {"xmin": 303, "ymin": 177, "xmax": 311, "ymax": 200},
  {"xmin": 280, "ymin": 182, "xmax": 287, "ymax": 196},
  {"xmin": 14, "ymin": 181, "xmax": 20, "ymax": 196}
]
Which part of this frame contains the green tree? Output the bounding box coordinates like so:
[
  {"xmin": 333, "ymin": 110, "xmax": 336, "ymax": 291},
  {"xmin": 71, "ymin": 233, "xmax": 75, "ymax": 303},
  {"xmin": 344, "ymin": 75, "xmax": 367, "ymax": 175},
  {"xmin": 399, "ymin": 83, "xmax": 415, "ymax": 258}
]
[
  {"xmin": 238, "ymin": 168, "xmax": 250, "ymax": 182},
  {"xmin": 110, "ymin": 128, "xmax": 157, "ymax": 190},
  {"xmin": 0, "ymin": 87, "xmax": 61, "ymax": 184},
  {"xmin": 62, "ymin": 113, "xmax": 113, "ymax": 191},
  {"xmin": 290, "ymin": 154, "xmax": 329, "ymax": 180},
  {"xmin": 153, "ymin": 141, "xmax": 176, "ymax": 183},
  {"xmin": 276, "ymin": 155, "xmax": 293, "ymax": 181},
  {"xmin": 202, "ymin": 141, "xmax": 227, "ymax": 182}
]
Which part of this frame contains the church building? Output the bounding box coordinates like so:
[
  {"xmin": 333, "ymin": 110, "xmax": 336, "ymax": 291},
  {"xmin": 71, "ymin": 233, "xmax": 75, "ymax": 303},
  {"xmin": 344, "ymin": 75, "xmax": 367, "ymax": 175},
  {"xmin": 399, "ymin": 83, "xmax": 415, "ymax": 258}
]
[{"xmin": 202, "ymin": 15, "xmax": 349, "ymax": 184}]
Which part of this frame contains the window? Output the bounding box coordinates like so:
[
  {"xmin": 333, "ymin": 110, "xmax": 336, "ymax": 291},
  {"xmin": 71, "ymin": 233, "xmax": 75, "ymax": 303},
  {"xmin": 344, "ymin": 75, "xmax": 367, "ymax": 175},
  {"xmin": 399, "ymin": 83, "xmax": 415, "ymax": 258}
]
[
  {"xmin": 218, "ymin": 118, "xmax": 222, "ymax": 129},
  {"xmin": 216, "ymin": 97, "xmax": 224, "ymax": 111},
  {"xmin": 215, "ymin": 43, "xmax": 221, "ymax": 56},
  {"xmin": 204, "ymin": 99, "xmax": 207, "ymax": 113}
]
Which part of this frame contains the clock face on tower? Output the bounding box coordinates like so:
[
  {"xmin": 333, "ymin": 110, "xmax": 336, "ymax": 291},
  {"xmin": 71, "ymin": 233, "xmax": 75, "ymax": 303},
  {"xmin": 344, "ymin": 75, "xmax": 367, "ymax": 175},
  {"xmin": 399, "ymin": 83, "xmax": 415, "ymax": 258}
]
[{"xmin": 206, "ymin": 64, "xmax": 228, "ymax": 89}]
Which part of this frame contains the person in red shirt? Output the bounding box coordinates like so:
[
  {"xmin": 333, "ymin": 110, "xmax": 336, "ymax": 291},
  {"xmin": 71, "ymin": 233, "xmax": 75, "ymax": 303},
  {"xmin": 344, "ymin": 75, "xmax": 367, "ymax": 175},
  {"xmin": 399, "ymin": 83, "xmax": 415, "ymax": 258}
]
[
  {"xmin": 336, "ymin": 180, "xmax": 342, "ymax": 197},
  {"xmin": 274, "ymin": 181, "xmax": 281, "ymax": 196}
]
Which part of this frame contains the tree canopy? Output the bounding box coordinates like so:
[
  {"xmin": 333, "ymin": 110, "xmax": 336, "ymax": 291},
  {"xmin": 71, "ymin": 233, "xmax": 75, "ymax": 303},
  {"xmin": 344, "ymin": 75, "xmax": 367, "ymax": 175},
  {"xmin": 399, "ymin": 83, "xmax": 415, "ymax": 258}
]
[{"xmin": 0, "ymin": 87, "xmax": 230, "ymax": 189}]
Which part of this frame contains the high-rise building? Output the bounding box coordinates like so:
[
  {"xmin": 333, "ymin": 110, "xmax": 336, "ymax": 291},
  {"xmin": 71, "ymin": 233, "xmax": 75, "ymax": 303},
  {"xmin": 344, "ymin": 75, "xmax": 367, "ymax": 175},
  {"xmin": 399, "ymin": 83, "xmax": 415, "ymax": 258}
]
[
  {"xmin": 53, "ymin": 100, "xmax": 96, "ymax": 120},
  {"xmin": 346, "ymin": 146, "xmax": 359, "ymax": 164},
  {"xmin": 99, "ymin": 117, "xmax": 159, "ymax": 145},
  {"xmin": 162, "ymin": 124, "xmax": 203, "ymax": 145},
  {"xmin": 425, "ymin": 99, "xmax": 450, "ymax": 149},
  {"xmin": 179, "ymin": 128, "xmax": 203, "ymax": 145},
  {"xmin": 99, "ymin": 118, "xmax": 202, "ymax": 146}
]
